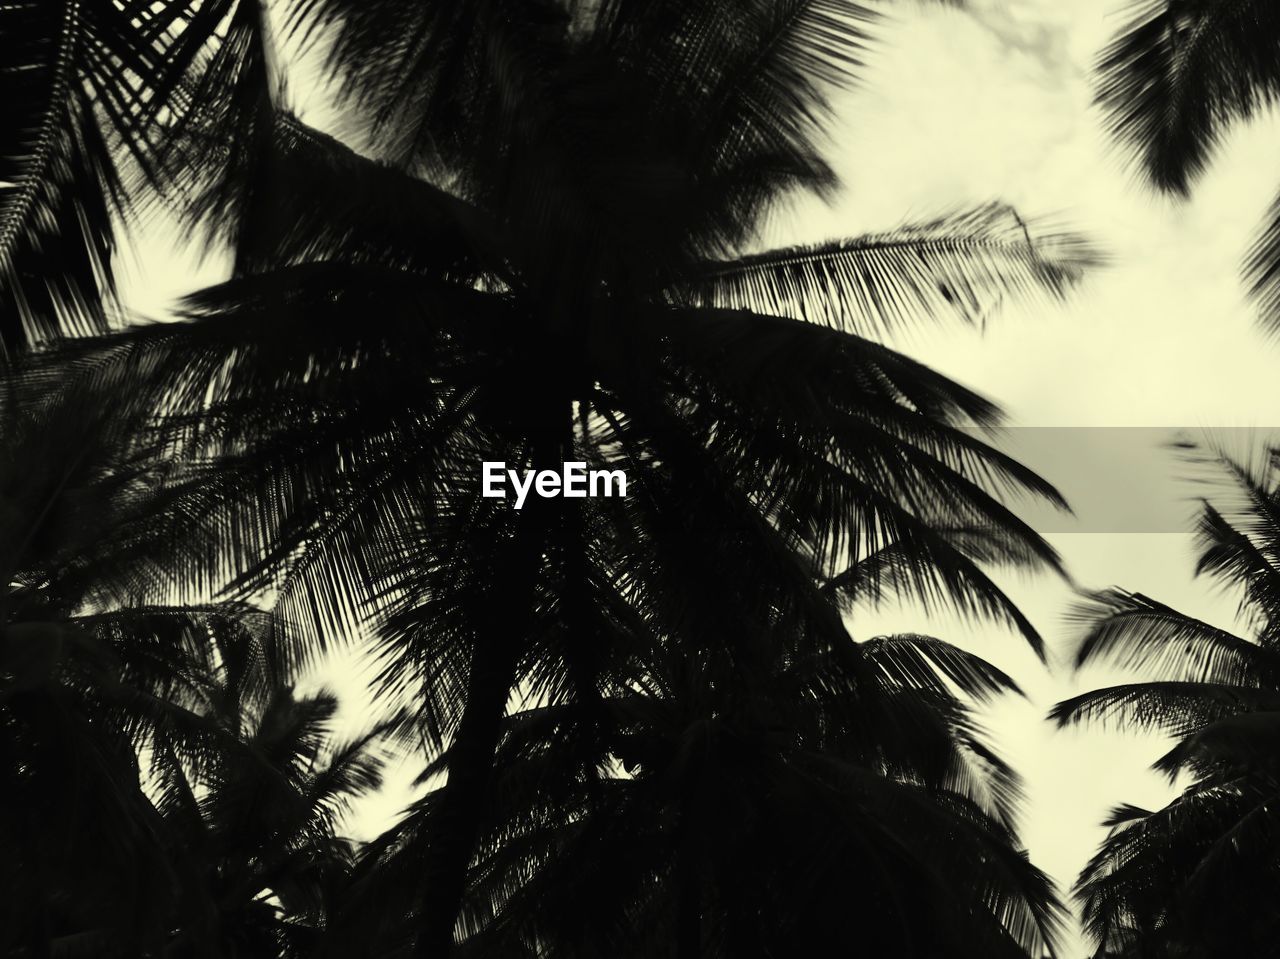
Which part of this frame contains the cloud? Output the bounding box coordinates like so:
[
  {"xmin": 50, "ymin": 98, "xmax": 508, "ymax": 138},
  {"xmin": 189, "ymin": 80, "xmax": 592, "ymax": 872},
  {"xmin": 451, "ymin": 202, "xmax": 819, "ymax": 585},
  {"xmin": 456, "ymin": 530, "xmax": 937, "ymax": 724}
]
[{"xmin": 944, "ymin": 0, "xmax": 1083, "ymax": 82}]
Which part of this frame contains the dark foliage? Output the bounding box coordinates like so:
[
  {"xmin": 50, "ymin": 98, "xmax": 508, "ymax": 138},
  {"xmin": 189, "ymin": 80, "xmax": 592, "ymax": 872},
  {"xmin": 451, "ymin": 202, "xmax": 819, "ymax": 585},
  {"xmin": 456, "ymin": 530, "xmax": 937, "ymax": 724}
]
[
  {"xmin": 0, "ymin": 0, "xmax": 282, "ymax": 353},
  {"xmin": 1, "ymin": 1, "xmax": 1103, "ymax": 956},
  {"xmin": 0, "ymin": 378, "xmax": 395, "ymax": 957},
  {"xmin": 339, "ymin": 617, "xmax": 1063, "ymax": 958}
]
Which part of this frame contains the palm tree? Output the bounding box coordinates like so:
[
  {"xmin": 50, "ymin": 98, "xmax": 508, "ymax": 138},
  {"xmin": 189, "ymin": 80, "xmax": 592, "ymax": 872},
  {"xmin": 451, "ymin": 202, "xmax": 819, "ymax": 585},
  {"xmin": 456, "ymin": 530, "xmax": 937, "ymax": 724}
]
[
  {"xmin": 343, "ymin": 578, "xmax": 1063, "ymax": 958},
  {"xmin": 1051, "ymin": 443, "xmax": 1280, "ymax": 958},
  {"xmin": 12, "ymin": 1, "xmax": 1098, "ymax": 953},
  {"xmin": 1093, "ymin": 0, "xmax": 1280, "ymax": 330},
  {"xmin": 146, "ymin": 617, "xmax": 402, "ymax": 959},
  {"xmin": 0, "ymin": 364, "xmax": 399, "ymax": 957},
  {"xmin": 80, "ymin": 275, "xmax": 1084, "ymax": 952}
]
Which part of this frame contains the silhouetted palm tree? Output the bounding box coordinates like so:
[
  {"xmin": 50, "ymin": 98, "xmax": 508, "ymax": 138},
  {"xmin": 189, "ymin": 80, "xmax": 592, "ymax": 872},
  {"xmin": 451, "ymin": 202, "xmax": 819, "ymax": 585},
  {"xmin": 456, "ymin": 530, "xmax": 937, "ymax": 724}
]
[
  {"xmin": 1094, "ymin": 0, "xmax": 1280, "ymax": 330},
  {"xmin": 0, "ymin": 370, "xmax": 398, "ymax": 958},
  {"xmin": 345, "ymin": 586, "xmax": 1063, "ymax": 958},
  {"xmin": 94, "ymin": 278, "xmax": 1081, "ymax": 951},
  {"xmin": 8, "ymin": 2, "xmax": 1099, "ymax": 954},
  {"xmin": 1051, "ymin": 443, "xmax": 1280, "ymax": 958},
  {"xmin": 147, "ymin": 618, "xmax": 401, "ymax": 959}
]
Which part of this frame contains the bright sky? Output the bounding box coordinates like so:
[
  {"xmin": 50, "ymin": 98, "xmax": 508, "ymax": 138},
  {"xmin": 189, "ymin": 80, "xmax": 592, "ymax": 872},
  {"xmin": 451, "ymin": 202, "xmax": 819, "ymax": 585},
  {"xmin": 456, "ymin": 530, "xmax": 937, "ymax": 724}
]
[
  {"xmin": 112, "ymin": 2, "xmax": 1280, "ymax": 954},
  {"xmin": 805, "ymin": 2, "xmax": 1280, "ymax": 955}
]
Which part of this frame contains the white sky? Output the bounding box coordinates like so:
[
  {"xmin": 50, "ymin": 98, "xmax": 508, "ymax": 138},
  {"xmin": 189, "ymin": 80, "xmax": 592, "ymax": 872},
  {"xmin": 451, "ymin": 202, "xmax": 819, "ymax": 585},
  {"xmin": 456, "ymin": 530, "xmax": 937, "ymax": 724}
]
[{"xmin": 113, "ymin": 2, "xmax": 1280, "ymax": 954}]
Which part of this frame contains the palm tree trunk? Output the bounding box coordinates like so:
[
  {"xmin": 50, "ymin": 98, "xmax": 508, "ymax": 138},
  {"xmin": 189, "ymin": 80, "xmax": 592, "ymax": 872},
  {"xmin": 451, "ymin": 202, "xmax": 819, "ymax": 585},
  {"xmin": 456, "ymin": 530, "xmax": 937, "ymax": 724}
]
[
  {"xmin": 413, "ymin": 634, "xmax": 520, "ymax": 957},
  {"xmin": 413, "ymin": 490, "xmax": 552, "ymax": 957}
]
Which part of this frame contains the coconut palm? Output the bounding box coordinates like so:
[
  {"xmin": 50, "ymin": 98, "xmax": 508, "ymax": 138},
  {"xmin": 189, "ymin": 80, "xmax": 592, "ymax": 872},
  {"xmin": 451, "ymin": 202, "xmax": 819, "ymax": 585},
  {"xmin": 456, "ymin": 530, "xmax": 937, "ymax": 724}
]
[
  {"xmin": 1093, "ymin": 0, "xmax": 1280, "ymax": 330},
  {"xmin": 12, "ymin": 1, "xmax": 1099, "ymax": 953},
  {"xmin": 341, "ymin": 574, "xmax": 1063, "ymax": 959},
  {"xmin": 1051, "ymin": 443, "xmax": 1280, "ymax": 958},
  {"xmin": 145, "ymin": 618, "xmax": 402, "ymax": 959},
  {"xmin": 80, "ymin": 269, "xmax": 1084, "ymax": 952}
]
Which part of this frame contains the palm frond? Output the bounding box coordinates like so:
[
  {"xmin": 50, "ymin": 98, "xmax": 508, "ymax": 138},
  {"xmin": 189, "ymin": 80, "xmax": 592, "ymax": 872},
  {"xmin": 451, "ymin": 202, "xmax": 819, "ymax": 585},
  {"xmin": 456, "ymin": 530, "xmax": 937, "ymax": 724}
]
[
  {"xmin": 1194, "ymin": 501, "xmax": 1280, "ymax": 634},
  {"xmin": 825, "ymin": 512, "xmax": 1052, "ymax": 655},
  {"xmin": 1155, "ymin": 709, "xmax": 1280, "ymax": 777},
  {"xmin": 230, "ymin": 113, "xmax": 498, "ymax": 280},
  {"xmin": 1101, "ymin": 803, "xmax": 1154, "ymax": 828},
  {"xmin": 1050, "ymin": 680, "xmax": 1280, "ymax": 736},
  {"xmin": 811, "ymin": 759, "xmax": 1066, "ymax": 957},
  {"xmin": 1070, "ymin": 588, "xmax": 1278, "ymax": 684},
  {"xmin": 305, "ymin": 715, "xmax": 406, "ymax": 831},
  {"xmin": 1243, "ymin": 185, "xmax": 1280, "ymax": 334},
  {"xmin": 862, "ymin": 633, "xmax": 1023, "ymax": 702},
  {"xmin": 643, "ymin": 0, "xmax": 876, "ymax": 221},
  {"xmin": 0, "ymin": 0, "xmax": 265, "ymax": 352},
  {"xmin": 1096, "ymin": 0, "xmax": 1280, "ymax": 195},
  {"xmin": 673, "ymin": 204, "xmax": 1102, "ymax": 335},
  {"xmin": 155, "ymin": 0, "xmax": 278, "ymax": 254},
  {"xmin": 1075, "ymin": 774, "xmax": 1277, "ymax": 952},
  {"xmin": 652, "ymin": 303, "xmax": 1008, "ymax": 424},
  {"xmin": 0, "ymin": 7, "xmax": 118, "ymax": 350}
]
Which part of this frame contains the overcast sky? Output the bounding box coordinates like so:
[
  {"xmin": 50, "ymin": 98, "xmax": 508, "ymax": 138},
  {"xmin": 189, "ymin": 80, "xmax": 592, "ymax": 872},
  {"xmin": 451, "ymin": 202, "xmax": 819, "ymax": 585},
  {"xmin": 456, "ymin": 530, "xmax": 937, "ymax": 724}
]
[{"xmin": 114, "ymin": 2, "xmax": 1280, "ymax": 954}]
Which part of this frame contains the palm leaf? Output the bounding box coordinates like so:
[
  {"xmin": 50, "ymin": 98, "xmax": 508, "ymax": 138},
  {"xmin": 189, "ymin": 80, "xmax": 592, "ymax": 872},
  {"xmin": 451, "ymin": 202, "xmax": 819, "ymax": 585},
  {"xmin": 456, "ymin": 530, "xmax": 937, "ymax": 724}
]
[
  {"xmin": 673, "ymin": 204, "xmax": 1102, "ymax": 334},
  {"xmin": 1096, "ymin": 0, "xmax": 1280, "ymax": 195},
  {"xmin": 230, "ymin": 113, "xmax": 499, "ymax": 280},
  {"xmin": 1101, "ymin": 803, "xmax": 1154, "ymax": 828},
  {"xmin": 862, "ymin": 633, "xmax": 1023, "ymax": 702},
  {"xmin": 154, "ymin": 0, "xmax": 278, "ymax": 254},
  {"xmin": 1155, "ymin": 709, "xmax": 1280, "ymax": 776},
  {"xmin": 1070, "ymin": 588, "xmax": 1279, "ymax": 684},
  {"xmin": 0, "ymin": 0, "xmax": 261, "ymax": 352},
  {"xmin": 1194, "ymin": 501, "xmax": 1280, "ymax": 634},
  {"xmin": 0, "ymin": 4, "xmax": 117, "ymax": 350},
  {"xmin": 1244, "ymin": 186, "xmax": 1280, "ymax": 334},
  {"xmin": 638, "ymin": 0, "xmax": 876, "ymax": 218},
  {"xmin": 1051, "ymin": 681, "xmax": 1280, "ymax": 736}
]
